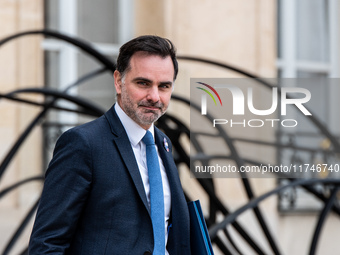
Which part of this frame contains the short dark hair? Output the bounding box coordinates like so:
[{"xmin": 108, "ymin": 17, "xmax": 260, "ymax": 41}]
[{"xmin": 116, "ymin": 35, "xmax": 178, "ymax": 80}]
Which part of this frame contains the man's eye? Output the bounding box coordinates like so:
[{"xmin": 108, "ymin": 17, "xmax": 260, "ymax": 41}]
[
  {"xmin": 160, "ymin": 84, "xmax": 171, "ymax": 89},
  {"xmin": 137, "ymin": 81, "xmax": 147, "ymax": 86}
]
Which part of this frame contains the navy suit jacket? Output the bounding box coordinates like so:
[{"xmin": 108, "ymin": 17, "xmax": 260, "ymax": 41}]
[{"xmin": 29, "ymin": 105, "xmax": 190, "ymax": 254}]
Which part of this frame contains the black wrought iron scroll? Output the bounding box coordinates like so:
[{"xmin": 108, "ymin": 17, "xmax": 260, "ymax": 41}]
[{"xmin": 0, "ymin": 30, "xmax": 339, "ymax": 255}]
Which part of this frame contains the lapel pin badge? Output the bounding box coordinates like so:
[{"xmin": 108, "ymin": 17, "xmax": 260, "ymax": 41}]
[{"xmin": 164, "ymin": 138, "xmax": 170, "ymax": 152}]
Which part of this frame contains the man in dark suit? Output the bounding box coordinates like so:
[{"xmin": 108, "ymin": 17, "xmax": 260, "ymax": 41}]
[{"xmin": 29, "ymin": 35, "xmax": 190, "ymax": 254}]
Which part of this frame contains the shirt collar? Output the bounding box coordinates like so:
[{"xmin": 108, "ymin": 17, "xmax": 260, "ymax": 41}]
[{"xmin": 115, "ymin": 103, "xmax": 155, "ymax": 146}]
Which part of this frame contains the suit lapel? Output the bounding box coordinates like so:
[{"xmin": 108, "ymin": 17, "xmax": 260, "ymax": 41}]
[
  {"xmin": 105, "ymin": 105, "xmax": 150, "ymax": 215},
  {"xmin": 154, "ymin": 128, "xmax": 181, "ymax": 204},
  {"xmin": 155, "ymin": 127, "xmax": 190, "ymax": 253}
]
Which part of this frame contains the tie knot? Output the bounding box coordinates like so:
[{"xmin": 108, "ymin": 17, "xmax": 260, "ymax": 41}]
[{"xmin": 142, "ymin": 130, "xmax": 155, "ymax": 146}]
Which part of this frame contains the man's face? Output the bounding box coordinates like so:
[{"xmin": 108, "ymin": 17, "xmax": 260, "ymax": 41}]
[{"xmin": 114, "ymin": 51, "xmax": 174, "ymax": 129}]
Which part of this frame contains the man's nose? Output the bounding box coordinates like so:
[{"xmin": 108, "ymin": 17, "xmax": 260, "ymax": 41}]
[{"xmin": 146, "ymin": 86, "xmax": 160, "ymax": 102}]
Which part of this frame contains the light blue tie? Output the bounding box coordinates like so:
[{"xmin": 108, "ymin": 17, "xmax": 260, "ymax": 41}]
[{"xmin": 142, "ymin": 130, "xmax": 165, "ymax": 255}]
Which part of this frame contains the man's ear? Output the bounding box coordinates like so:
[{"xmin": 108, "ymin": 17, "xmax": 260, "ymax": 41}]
[{"xmin": 113, "ymin": 70, "xmax": 122, "ymax": 94}]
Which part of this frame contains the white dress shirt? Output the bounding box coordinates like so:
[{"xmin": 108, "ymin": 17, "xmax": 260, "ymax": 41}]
[{"xmin": 115, "ymin": 103, "xmax": 171, "ymax": 254}]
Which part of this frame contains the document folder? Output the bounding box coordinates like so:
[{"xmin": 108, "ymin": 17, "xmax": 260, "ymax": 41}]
[{"xmin": 188, "ymin": 200, "xmax": 214, "ymax": 255}]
